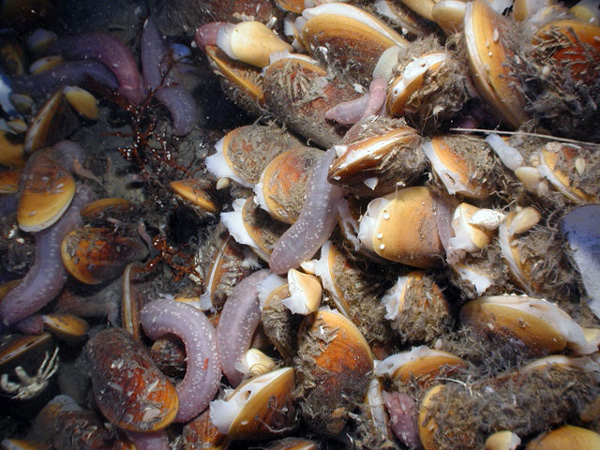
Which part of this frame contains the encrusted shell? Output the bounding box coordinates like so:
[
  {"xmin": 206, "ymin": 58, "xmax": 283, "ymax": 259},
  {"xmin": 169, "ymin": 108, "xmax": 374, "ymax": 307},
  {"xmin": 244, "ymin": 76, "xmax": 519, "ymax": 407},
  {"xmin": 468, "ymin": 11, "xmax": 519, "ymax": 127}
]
[
  {"xmin": 328, "ymin": 121, "xmax": 424, "ymax": 197},
  {"xmin": 86, "ymin": 328, "xmax": 179, "ymax": 432},
  {"xmin": 295, "ymin": 308, "xmax": 374, "ymax": 436}
]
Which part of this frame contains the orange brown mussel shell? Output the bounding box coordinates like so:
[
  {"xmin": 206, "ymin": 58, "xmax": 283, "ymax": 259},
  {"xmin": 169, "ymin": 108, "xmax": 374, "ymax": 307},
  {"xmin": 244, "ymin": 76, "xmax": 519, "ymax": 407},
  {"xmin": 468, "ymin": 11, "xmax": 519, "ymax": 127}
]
[
  {"xmin": 85, "ymin": 327, "xmax": 179, "ymax": 432},
  {"xmin": 61, "ymin": 227, "xmax": 148, "ymax": 285}
]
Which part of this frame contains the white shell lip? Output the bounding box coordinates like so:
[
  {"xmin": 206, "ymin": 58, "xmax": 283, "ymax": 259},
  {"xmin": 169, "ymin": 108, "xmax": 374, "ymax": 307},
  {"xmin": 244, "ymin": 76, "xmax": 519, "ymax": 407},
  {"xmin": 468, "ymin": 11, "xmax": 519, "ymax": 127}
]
[
  {"xmin": 381, "ymin": 275, "xmax": 411, "ymax": 320},
  {"xmin": 422, "ymin": 138, "xmax": 468, "ymax": 196},
  {"xmin": 220, "ymin": 198, "xmax": 257, "ymax": 250},
  {"xmin": 205, "ymin": 137, "xmax": 253, "ymax": 188},
  {"xmin": 209, "ymin": 367, "xmax": 294, "ymax": 434},
  {"xmin": 357, "ymin": 196, "xmax": 391, "ymax": 254},
  {"xmin": 485, "ymin": 133, "xmax": 524, "ymax": 171},
  {"xmin": 388, "ymin": 52, "xmax": 449, "ymax": 100}
]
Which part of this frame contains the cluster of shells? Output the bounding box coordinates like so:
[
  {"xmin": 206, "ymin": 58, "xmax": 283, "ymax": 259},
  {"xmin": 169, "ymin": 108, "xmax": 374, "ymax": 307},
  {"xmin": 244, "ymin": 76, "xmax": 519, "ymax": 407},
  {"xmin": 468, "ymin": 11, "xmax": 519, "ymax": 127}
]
[{"xmin": 1, "ymin": 0, "xmax": 600, "ymax": 449}]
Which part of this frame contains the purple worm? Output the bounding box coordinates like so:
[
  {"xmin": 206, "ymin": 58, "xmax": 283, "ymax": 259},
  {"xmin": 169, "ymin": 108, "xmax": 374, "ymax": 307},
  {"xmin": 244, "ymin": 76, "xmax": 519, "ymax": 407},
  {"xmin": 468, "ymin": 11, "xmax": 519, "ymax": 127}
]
[
  {"xmin": 269, "ymin": 148, "xmax": 344, "ymax": 275},
  {"xmin": 0, "ymin": 184, "xmax": 95, "ymax": 326},
  {"xmin": 382, "ymin": 391, "xmax": 422, "ymax": 449},
  {"xmin": 140, "ymin": 299, "xmax": 221, "ymax": 422},
  {"xmin": 49, "ymin": 32, "xmax": 145, "ymax": 105},
  {"xmin": 216, "ymin": 269, "xmax": 270, "ymax": 387},
  {"xmin": 11, "ymin": 60, "xmax": 118, "ymax": 99},
  {"xmin": 124, "ymin": 431, "xmax": 169, "ymax": 450},
  {"xmin": 324, "ymin": 77, "xmax": 388, "ymax": 125},
  {"xmin": 141, "ymin": 18, "xmax": 197, "ymax": 136}
]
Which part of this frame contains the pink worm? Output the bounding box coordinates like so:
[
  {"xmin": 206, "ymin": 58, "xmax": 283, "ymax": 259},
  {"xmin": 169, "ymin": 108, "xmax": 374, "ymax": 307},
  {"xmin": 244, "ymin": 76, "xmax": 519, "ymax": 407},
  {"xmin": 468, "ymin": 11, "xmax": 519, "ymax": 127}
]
[
  {"xmin": 216, "ymin": 269, "xmax": 270, "ymax": 387},
  {"xmin": 140, "ymin": 299, "xmax": 221, "ymax": 422}
]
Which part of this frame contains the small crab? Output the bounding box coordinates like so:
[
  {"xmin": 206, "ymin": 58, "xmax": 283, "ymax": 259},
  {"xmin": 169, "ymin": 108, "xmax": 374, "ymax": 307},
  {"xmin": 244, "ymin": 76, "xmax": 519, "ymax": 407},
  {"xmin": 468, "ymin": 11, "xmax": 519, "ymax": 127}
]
[{"xmin": 0, "ymin": 347, "xmax": 59, "ymax": 400}]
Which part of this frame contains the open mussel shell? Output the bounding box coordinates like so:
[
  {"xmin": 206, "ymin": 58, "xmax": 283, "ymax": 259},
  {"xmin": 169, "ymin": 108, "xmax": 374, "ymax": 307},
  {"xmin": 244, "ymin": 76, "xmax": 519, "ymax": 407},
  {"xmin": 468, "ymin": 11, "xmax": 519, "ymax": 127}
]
[
  {"xmin": 197, "ymin": 225, "xmax": 258, "ymax": 310},
  {"xmin": 169, "ymin": 178, "xmax": 218, "ymax": 215},
  {"xmin": 295, "ymin": 308, "xmax": 373, "ymax": 436},
  {"xmin": 464, "ymin": 0, "xmax": 528, "ymax": 128},
  {"xmin": 0, "ymin": 331, "xmax": 55, "ymax": 376},
  {"xmin": 86, "ymin": 328, "xmax": 178, "ymax": 432},
  {"xmin": 221, "ymin": 197, "xmax": 288, "ymax": 262},
  {"xmin": 432, "ymin": 0, "xmax": 467, "ymax": 34},
  {"xmin": 449, "ymin": 203, "xmax": 501, "ymax": 255},
  {"xmin": 375, "ymin": 0, "xmax": 437, "ymax": 37},
  {"xmin": 255, "ymin": 146, "xmax": 322, "ymax": 224},
  {"xmin": 17, "ymin": 147, "xmax": 75, "ymax": 232},
  {"xmin": 357, "ymin": 186, "xmax": 445, "ymax": 268},
  {"xmin": 61, "ymin": 227, "xmax": 148, "ymax": 285},
  {"xmin": 210, "ymin": 367, "xmax": 296, "ymax": 440}
]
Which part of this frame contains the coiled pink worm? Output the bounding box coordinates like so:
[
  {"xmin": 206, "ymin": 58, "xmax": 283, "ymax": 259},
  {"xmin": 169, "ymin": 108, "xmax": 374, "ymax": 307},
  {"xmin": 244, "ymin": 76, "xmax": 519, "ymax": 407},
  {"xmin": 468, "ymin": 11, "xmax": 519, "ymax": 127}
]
[
  {"xmin": 216, "ymin": 269, "xmax": 270, "ymax": 387},
  {"xmin": 0, "ymin": 184, "xmax": 95, "ymax": 326},
  {"xmin": 269, "ymin": 148, "xmax": 343, "ymax": 275},
  {"xmin": 140, "ymin": 299, "xmax": 221, "ymax": 422}
]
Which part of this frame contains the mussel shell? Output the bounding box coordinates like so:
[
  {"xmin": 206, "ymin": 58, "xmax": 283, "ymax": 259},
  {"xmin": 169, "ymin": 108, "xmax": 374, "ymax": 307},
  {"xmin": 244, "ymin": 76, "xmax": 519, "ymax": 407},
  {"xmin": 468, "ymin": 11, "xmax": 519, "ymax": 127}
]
[
  {"xmin": 61, "ymin": 227, "xmax": 148, "ymax": 285},
  {"xmin": 17, "ymin": 147, "xmax": 75, "ymax": 232},
  {"xmin": 255, "ymin": 146, "xmax": 322, "ymax": 224},
  {"xmin": 295, "ymin": 308, "xmax": 373, "ymax": 436},
  {"xmin": 85, "ymin": 328, "xmax": 178, "ymax": 432}
]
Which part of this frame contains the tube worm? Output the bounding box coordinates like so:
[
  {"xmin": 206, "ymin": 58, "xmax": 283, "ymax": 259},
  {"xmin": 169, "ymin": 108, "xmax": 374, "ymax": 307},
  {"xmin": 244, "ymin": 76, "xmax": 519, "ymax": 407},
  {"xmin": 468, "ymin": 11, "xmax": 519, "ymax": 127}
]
[
  {"xmin": 324, "ymin": 77, "xmax": 388, "ymax": 125},
  {"xmin": 12, "ymin": 60, "xmax": 118, "ymax": 99},
  {"xmin": 216, "ymin": 269, "xmax": 270, "ymax": 387},
  {"xmin": 49, "ymin": 32, "xmax": 145, "ymax": 104},
  {"xmin": 0, "ymin": 184, "xmax": 95, "ymax": 326},
  {"xmin": 141, "ymin": 18, "xmax": 197, "ymax": 136},
  {"xmin": 140, "ymin": 299, "xmax": 221, "ymax": 422},
  {"xmin": 269, "ymin": 148, "xmax": 343, "ymax": 275}
]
